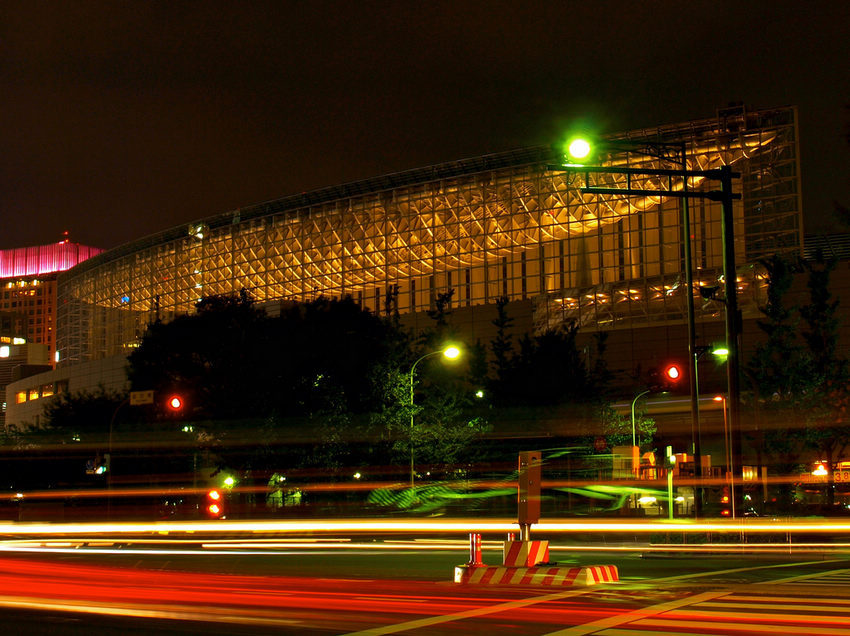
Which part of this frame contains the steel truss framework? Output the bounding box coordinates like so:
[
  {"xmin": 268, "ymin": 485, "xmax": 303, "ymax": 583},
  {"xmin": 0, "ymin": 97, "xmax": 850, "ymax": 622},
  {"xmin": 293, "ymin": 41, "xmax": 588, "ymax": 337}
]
[{"xmin": 57, "ymin": 107, "xmax": 801, "ymax": 364}]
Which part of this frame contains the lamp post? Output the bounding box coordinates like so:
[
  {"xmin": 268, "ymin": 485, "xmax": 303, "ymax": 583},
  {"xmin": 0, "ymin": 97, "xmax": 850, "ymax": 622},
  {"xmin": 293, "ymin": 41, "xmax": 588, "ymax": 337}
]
[
  {"xmin": 691, "ymin": 344, "xmax": 728, "ymax": 513},
  {"xmin": 713, "ymin": 394, "xmax": 734, "ymax": 518},
  {"xmin": 630, "ymin": 390, "xmax": 650, "ymax": 450},
  {"xmin": 408, "ymin": 346, "xmax": 461, "ymax": 496}
]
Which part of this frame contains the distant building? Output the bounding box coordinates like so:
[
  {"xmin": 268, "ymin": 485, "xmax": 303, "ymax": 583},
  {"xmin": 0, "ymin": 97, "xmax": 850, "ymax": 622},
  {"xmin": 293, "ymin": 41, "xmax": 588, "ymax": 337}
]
[
  {"xmin": 55, "ymin": 106, "xmax": 801, "ymax": 373},
  {"xmin": 0, "ymin": 239, "xmax": 102, "ymax": 428},
  {"xmin": 7, "ymin": 106, "xmax": 809, "ymax": 441},
  {"xmin": 1, "ymin": 239, "xmax": 103, "ymax": 364}
]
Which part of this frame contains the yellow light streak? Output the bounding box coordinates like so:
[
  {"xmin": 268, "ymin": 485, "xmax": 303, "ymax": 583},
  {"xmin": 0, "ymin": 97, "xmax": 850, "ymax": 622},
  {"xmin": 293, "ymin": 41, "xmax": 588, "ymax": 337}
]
[{"xmin": 1, "ymin": 518, "xmax": 850, "ymax": 537}]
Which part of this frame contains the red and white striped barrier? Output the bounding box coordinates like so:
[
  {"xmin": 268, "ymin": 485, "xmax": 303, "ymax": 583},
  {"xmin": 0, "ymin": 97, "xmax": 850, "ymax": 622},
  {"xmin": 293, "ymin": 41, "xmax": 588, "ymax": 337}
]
[
  {"xmin": 502, "ymin": 540, "xmax": 549, "ymax": 567},
  {"xmin": 454, "ymin": 564, "xmax": 619, "ymax": 586}
]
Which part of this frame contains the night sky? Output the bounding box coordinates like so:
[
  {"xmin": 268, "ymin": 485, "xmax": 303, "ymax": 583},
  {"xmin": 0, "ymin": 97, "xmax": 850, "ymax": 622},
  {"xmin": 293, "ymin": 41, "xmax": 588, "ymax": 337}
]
[{"xmin": 2, "ymin": 1, "xmax": 849, "ymax": 251}]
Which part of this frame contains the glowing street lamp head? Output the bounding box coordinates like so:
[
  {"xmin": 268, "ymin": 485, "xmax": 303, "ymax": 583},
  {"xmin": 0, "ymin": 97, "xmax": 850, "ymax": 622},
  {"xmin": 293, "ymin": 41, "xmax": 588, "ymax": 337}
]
[
  {"xmin": 711, "ymin": 346, "xmax": 730, "ymax": 357},
  {"xmin": 567, "ymin": 137, "xmax": 592, "ymax": 161},
  {"xmin": 167, "ymin": 395, "xmax": 183, "ymax": 411},
  {"xmin": 443, "ymin": 346, "xmax": 461, "ymax": 360}
]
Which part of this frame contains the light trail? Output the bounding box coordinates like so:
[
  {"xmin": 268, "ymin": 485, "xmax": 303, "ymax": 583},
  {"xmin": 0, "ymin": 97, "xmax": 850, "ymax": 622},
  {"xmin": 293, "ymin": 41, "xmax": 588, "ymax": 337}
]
[
  {"xmin": 2, "ymin": 538, "xmax": 849, "ymax": 558},
  {"xmin": 5, "ymin": 472, "xmax": 836, "ymax": 501},
  {"xmin": 3, "ymin": 517, "xmax": 850, "ymax": 536}
]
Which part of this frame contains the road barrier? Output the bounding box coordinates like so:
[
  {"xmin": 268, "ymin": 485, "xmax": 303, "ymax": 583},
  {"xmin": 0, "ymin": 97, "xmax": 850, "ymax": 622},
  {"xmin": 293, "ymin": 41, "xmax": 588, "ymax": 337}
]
[{"xmin": 454, "ymin": 563, "xmax": 619, "ymax": 586}]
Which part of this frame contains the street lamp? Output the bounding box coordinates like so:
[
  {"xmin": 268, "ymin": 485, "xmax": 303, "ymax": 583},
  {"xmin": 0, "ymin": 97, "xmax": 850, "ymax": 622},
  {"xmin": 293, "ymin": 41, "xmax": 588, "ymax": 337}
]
[
  {"xmin": 550, "ymin": 137, "xmax": 742, "ymax": 521},
  {"xmin": 566, "ymin": 137, "xmax": 592, "ymax": 161},
  {"xmin": 713, "ymin": 394, "xmax": 734, "ymax": 518},
  {"xmin": 409, "ymin": 345, "xmax": 461, "ymax": 495},
  {"xmin": 691, "ymin": 344, "xmax": 729, "ymax": 511},
  {"xmin": 630, "ymin": 390, "xmax": 650, "ymax": 449}
]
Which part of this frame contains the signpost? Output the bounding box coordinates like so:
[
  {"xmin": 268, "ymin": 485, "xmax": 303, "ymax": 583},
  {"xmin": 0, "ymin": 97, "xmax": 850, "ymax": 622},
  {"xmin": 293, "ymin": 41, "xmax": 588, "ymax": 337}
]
[{"xmin": 130, "ymin": 390, "xmax": 154, "ymax": 405}]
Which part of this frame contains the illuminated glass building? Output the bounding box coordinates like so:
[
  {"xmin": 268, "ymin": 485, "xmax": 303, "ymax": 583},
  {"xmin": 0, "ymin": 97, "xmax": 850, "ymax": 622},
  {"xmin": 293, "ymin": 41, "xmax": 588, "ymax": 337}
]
[
  {"xmin": 56, "ymin": 106, "xmax": 801, "ymax": 368},
  {"xmin": 1, "ymin": 239, "xmax": 103, "ymax": 365},
  {"xmin": 1, "ymin": 240, "xmax": 103, "ymax": 425}
]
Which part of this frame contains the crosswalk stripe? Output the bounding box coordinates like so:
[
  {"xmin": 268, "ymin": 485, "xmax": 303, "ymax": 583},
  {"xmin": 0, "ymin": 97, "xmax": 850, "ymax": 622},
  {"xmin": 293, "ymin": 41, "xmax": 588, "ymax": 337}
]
[
  {"xmin": 669, "ymin": 607, "xmax": 850, "ymax": 628},
  {"xmin": 594, "ymin": 630, "xmax": 729, "ymax": 636},
  {"xmin": 760, "ymin": 567, "xmax": 850, "ymax": 585},
  {"xmin": 541, "ymin": 591, "xmax": 728, "ymax": 635},
  {"xmin": 786, "ymin": 581, "xmax": 850, "ymax": 586},
  {"xmin": 730, "ymin": 594, "xmax": 850, "ymax": 604},
  {"xmin": 630, "ymin": 617, "xmax": 850, "ymax": 635},
  {"xmin": 549, "ymin": 567, "xmax": 850, "ymax": 636},
  {"xmin": 699, "ymin": 600, "xmax": 850, "ymax": 612}
]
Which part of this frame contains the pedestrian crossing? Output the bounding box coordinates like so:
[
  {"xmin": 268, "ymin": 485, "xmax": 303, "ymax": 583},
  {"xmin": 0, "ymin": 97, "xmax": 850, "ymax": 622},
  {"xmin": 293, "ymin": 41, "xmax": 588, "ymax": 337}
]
[{"xmin": 548, "ymin": 569, "xmax": 850, "ymax": 635}]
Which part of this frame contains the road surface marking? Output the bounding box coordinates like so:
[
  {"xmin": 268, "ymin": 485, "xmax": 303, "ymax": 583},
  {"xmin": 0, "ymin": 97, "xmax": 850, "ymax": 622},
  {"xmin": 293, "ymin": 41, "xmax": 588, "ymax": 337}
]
[
  {"xmin": 342, "ymin": 586, "xmax": 600, "ymax": 635},
  {"xmin": 759, "ymin": 566, "xmax": 850, "ymax": 585},
  {"xmin": 345, "ymin": 559, "xmax": 850, "ymax": 635},
  {"xmin": 588, "ymin": 591, "xmax": 850, "ymax": 636},
  {"xmin": 674, "ymin": 607, "xmax": 850, "ymax": 622},
  {"xmin": 698, "ymin": 599, "xmax": 850, "ymax": 612},
  {"xmin": 542, "ymin": 591, "xmax": 728, "ymax": 635},
  {"xmin": 731, "ymin": 593, "xmax": 850, "ymax": 604},
  {"xmin": 630, "ymin": 617, "xmax": 850, "ymax": 635},
  {"xmin": 0, "ymin": 596, "xmax": 303, "ymax": 628},
  {"xmin": 595, "ymin": 629, "xmax": 729, "ymax": 636},
  {"xmin": 637, "ymin": 557, "xmax": 848, "ymax": 584}
]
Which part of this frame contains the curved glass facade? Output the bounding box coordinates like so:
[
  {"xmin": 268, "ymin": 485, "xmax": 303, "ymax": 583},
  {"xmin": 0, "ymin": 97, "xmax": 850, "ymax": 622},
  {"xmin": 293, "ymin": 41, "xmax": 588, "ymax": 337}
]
[{"xmin": 57, "ymin": 106, "xmax": 801, "ymax": 365}]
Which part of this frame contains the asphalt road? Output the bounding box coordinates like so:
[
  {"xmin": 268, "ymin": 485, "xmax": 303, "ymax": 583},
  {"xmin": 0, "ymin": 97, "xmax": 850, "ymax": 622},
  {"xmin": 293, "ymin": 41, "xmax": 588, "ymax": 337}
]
[{"xmin": 0, "ymin": 541, "xmax": 848, "ymax": 634}]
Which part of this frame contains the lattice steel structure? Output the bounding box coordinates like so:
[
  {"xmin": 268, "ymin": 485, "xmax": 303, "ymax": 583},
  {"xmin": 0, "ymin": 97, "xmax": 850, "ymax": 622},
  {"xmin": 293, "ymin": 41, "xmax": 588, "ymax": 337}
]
[{"xmin": 57, "ymin": 106, "xmax": 801, "ymax": 365}]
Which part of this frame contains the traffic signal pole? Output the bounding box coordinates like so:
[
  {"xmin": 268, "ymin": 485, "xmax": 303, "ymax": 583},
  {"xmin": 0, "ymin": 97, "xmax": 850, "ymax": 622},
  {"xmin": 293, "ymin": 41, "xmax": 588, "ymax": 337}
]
[
  {"xmin": 680, "ymin": 146, "xmax": 703, "ymax": 518},
  {"xmin": 548, "ymin": 159, "xmax": 742, "ymax": 518},
  {"xmin": 718, "ymin": 166, "xmax": 744, "ymax": 518}
]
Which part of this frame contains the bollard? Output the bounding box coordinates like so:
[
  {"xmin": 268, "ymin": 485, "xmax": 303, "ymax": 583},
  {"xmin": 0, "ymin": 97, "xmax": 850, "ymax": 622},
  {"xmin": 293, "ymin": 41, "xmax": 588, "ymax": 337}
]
[{"xmin": 468, "ymin": 532, "xmax": 483, "ymax": 565}]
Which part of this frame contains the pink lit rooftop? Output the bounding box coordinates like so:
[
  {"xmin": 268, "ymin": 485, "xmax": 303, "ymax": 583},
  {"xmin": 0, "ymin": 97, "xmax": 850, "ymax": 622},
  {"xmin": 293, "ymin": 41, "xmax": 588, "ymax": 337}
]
[{"xmin": 0, "ymin": 241, "xmax": 103, "ymax": 279}]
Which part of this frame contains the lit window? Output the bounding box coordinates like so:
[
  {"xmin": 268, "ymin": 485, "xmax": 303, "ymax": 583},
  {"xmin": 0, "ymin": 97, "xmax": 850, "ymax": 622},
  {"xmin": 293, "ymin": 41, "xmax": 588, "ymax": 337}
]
[
  {"xmin": 29, "ymin": 389, "xmax": 39, "ymax": 401},
  {"xmin": 13, "ymin": 337, "xmax": 25, "ymax": 344},
  {"xmin": 15, "ymin": 392, "xmax": 26, "ymax": 404},
  {"xmin": 0, "ymin": 346, "xmax": 8, "ymax": 358},
  {"xmin": 41, "ymin": 384, "xmax": 53, "ymax": 398}
]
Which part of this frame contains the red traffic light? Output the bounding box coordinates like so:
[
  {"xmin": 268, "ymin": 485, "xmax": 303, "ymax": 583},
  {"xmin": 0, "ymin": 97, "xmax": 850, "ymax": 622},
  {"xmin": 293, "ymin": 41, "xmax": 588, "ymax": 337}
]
[
  {"xmin": 206, "ymin": 489, "xmax": 224, "ymax": 518},
  {"xmin": 664, "ymin": 364, "xmax": 682, "ymax": 381},
  {"xmin": 167, "ymin": 395, "xmax": 183, "ymax": 411}
]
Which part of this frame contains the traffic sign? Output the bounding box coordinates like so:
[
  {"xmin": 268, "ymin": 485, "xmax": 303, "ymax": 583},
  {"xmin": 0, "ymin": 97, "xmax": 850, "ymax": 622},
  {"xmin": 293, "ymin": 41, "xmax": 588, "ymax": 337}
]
[{"xmin": 130, "ymin": 390, "xmax": 154, "ymax": 405}]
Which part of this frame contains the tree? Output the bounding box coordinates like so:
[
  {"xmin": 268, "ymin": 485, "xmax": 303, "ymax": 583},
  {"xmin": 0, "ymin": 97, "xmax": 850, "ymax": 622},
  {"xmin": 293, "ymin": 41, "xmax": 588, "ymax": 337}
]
[
  {"xmin": 496, "ymin": 321, "xmax": 591, "ymax": 407},
  {"xmin": 127, "ymin": 290, "xmax": 273, "ymax": 421},
  {"xmin": 377, "ymin": 288, "xmax": 492, "ymax": 479},
  {"xmin": 126, "ymin": 292, "xmax": 413, "ymax": 481},
  {"xmin": 489, "ymin": 296, "xmax": 514, "ymax": 388},
  {"xmin": 798, "ymin": 256, "xmax": 850, "ymax": 506},
  {"xmin": 745, "ymin": 255, "xmax": 810, "ymax": 509},
  {"xmin": 746, "ymin": 254, "xmax": 850, "ymax": 511},
  {"xmin": 43, "ymin": 386, "xmax": 127, "ymax": 444}
]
